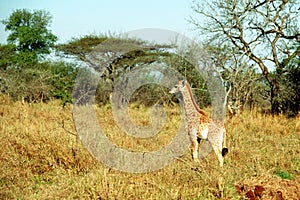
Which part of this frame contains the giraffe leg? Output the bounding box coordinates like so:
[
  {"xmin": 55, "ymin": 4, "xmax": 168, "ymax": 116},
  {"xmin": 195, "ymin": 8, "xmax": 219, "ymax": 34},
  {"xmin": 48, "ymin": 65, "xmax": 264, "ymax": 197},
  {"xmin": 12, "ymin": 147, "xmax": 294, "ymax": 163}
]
[
  {"xmin": 210, "ymin": 134, "xmax": 225, "ymax": 167},
  {"xmin": 190, "ymin": 127, "xmax": 199, "ymax": 162},
  {"xmin": 221, "ymin": 129, "xmax": 228, "ymax": 157},
  {"xmin": 212, "ymin": 144, "xmax": 224, "ymax": 167},
  {"xmin": 191, "ymin": 139, "xmax": 199, "ymax": 162}
]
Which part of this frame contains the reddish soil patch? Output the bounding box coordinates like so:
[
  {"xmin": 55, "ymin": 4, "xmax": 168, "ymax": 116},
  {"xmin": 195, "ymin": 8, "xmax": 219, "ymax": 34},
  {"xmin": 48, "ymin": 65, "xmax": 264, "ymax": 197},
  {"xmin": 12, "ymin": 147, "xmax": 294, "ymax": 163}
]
[{"xmin": 235, "ymin": 176, "xmax": 300, "ymax": 200}]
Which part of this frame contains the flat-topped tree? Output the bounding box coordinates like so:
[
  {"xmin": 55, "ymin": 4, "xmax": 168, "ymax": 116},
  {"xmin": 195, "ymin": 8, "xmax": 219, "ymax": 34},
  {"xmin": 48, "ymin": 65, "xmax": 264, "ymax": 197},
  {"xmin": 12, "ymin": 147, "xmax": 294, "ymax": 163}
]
[
  {"xmin": 57, "ymin": 35, "xmax": 172, "ymax": 83},
  {"xmin": 58, "ymin": 34, "xmax": 176, "ymax": 105}
]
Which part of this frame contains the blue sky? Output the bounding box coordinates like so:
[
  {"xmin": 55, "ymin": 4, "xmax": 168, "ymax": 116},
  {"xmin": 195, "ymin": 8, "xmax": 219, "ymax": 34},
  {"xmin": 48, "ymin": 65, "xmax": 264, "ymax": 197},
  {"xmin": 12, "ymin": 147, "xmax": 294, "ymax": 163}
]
[{"xmin": 0, "ymin": 0, "xmax": 197, "ymax": 44}]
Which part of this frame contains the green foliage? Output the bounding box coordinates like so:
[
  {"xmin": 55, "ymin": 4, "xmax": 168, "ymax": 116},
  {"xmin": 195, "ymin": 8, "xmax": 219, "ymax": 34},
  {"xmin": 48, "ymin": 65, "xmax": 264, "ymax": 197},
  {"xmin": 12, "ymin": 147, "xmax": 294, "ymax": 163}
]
[
  {"xmin": 1, "ymin": 9, "xmax": 57, "ymax": 66},
  {"xmin": 0, "ymin": 66, "xmax": 53, "ymax": 102},
  {"xmin": 50, "ymin": 62, "xmax": 78, "ymax": 106},
  {"xmin": 0, "ymin": 44, "xmax": 16, "ymax": 70},
  {"xmin": 57, "ymin": 34, "xmax": 211, "ymax": 107},
  {"xmin": 95, "ymin": 78, "xmax": 113, "ymax": 106},
  {"xmin": 130, "ymin": 84, "xmax": 172, "ymax": 107},
  {"xmin": 0, "ymin": 9, "xmax": 77, "ymax": 105},
  {"xmin": 166, "ymin": 53, "xmax": 210, "ymax": 107},
  {"xmin": 61, "ymin": 34, "xmax": 188, "ymax": 107},
  {"xmin": 0, "ymin": 62, "xmax": 77, "ymax": 105},
  {"xmin": 275, "ymin": 169, "xmax": 294, "ymax": 180},
  {"xmin": 278, "ymin": 55, "xmax": 300, "ymax": 117},
  {"xmin": 56, "ymin": 35, "xmax": 109, "ymax": 60},
  {"xmin": 56, "ymin": 34, "xmax": 150, "ymax": 61},
  {"xmin": 1, "ymin": 29, "xmax": 209, "ymax": 108}
]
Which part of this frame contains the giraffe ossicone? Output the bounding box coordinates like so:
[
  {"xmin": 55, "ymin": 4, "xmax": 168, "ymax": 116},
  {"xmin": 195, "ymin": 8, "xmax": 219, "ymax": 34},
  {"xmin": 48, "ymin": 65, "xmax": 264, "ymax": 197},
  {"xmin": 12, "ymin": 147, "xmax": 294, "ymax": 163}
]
[{"xmin": 170, "ymin": 80, "xmax": 228, "ymax": 167}]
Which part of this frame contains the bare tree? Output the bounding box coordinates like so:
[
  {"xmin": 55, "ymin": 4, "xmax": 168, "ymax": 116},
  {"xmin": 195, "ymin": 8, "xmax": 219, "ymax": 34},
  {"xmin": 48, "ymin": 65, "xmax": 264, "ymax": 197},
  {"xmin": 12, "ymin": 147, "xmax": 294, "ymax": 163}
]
[
  {"xmin": 190, "ymin": 0, "xmax": 299, "ymax": 114},
  {"xmin": 224, "ymin": 54, "xmax": 263, "ymax": 115}
]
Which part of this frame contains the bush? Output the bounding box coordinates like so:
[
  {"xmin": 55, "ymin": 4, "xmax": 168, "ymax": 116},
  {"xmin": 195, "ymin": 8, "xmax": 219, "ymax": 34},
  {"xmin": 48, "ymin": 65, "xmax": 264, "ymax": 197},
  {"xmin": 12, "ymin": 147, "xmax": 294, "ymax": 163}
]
[
  {"xmin": 279, "ymin": 62, "xmax": 300, "ymax": 117},
  {"xmin": 49, "ymin": 62, "xmax": 78, "ymax": 106},
  {"xmin": 0, "ymin": 62, "xmax": 77, "ymax": 105},
  {"xmin": 0, "ymin": 67, "xmax": 53, "ymax": 102}
]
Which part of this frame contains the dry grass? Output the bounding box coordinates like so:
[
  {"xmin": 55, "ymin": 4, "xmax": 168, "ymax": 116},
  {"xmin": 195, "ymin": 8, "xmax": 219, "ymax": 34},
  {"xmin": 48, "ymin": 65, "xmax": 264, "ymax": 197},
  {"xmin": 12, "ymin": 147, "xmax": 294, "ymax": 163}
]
[{"xmin": 0, "ymin": 95, "xmax": 299, "ymax": 199}]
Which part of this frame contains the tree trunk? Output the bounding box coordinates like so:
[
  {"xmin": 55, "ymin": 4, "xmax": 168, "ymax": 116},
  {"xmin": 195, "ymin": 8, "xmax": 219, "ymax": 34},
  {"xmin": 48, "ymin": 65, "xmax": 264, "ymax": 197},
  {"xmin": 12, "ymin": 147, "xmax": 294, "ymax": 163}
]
[
  {"xmin": 270, "ymin": 78, "xmax": 280, "ymax": 115},
  {"xmin": 254, "ymin": 57, "xmax": 282, "ymax": 115}
]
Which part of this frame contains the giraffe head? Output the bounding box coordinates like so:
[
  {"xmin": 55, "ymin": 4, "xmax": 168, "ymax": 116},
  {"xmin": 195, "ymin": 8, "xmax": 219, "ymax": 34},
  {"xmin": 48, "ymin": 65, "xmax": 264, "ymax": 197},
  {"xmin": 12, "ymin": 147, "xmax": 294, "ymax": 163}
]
[{"xmin": 169, "ymin": 80, "xmax": 186, "ymax": 94}]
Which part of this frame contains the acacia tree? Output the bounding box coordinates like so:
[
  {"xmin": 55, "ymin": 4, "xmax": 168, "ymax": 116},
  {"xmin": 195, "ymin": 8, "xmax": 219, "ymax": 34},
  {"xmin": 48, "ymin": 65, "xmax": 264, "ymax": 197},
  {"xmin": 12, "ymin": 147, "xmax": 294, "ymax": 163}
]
[
  {"xmin": 57, "ymin": 35, "xmax": 169, "ymax": 82},
  {"xmin": 58, "ymin": 35, "xmax": 210, "ymax": 106},
  {"xmin": 58, "ymin": 35, "xmax": 175, "ymax": 105},
  {"xmin": 1, "ymin": 9, "xmax": 57, "ymax": 66},
  {"xmin": 190, "ymin": 0, "xmax": 299, "ymax": 114}
]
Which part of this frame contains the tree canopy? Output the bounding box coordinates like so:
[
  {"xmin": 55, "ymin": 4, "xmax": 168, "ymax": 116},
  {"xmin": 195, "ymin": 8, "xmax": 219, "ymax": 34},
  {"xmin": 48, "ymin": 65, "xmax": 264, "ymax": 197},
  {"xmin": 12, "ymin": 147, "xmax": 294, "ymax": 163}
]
[{"xmin": 1, "ymin": 9, "xmax": 57, "ymax": 65}]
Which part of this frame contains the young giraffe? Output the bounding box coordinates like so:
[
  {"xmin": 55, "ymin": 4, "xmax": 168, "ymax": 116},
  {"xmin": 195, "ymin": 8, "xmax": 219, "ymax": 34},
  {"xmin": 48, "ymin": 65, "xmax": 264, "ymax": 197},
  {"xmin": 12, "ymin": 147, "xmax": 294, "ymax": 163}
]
[{"xmin": 169, "ymin": 80, "xmax": 228, "ymax": 167}]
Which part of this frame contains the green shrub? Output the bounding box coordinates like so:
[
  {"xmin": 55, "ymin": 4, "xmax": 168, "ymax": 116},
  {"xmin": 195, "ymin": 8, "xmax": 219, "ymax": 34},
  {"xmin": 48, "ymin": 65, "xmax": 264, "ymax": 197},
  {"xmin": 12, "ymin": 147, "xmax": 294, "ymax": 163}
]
[{"xmin": 275, "ymin": 169, "xmax": 294, "ymax": 180}]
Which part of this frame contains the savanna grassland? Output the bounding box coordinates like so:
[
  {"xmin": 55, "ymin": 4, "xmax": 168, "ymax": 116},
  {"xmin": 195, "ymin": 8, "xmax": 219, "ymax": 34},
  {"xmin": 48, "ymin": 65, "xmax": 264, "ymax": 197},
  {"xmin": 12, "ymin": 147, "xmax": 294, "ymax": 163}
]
[{"xmin": 1, "ymin": 95, "xmax": 300, "ymax": 200}]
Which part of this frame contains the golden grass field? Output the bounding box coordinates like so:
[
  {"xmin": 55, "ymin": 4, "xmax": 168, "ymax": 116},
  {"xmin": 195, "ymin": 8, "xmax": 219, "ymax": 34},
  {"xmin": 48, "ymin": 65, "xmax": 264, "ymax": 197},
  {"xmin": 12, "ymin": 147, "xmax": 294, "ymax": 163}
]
[{"xmin": 0, "ymin": 95, "xmax": 300, "ymax": 199}]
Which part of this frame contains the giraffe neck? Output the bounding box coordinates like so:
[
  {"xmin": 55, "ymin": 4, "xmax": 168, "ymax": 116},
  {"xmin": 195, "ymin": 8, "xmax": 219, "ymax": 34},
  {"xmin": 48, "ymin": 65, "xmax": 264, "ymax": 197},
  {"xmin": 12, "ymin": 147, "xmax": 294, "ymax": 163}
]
[{"xmin": 182, "ymin": 82, "xmax": 207, "ymax": 117}]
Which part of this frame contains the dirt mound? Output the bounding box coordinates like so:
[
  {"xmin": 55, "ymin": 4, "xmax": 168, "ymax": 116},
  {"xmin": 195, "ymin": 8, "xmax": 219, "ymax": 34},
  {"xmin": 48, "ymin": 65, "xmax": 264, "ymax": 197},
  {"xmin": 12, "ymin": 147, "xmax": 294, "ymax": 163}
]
[{"xmin": 235, "ymin": 176, "xmax": 300, "ymax": 200}]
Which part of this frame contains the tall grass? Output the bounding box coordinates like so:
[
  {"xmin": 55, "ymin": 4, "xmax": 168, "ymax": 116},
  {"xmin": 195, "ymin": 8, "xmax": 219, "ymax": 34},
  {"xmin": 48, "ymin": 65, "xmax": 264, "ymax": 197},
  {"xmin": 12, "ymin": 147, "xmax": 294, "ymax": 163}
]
[{"xmin": 0, "ymin": 95, "xmax": 299, "ymax": 199}]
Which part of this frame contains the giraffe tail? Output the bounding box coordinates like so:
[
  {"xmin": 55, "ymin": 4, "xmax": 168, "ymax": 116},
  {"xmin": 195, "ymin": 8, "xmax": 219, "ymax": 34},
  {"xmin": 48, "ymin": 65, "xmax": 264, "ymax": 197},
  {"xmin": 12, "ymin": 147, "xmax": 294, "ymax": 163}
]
[{"xmin": 222, "ymin": 147, "xmax": 228, "ymax": 157}]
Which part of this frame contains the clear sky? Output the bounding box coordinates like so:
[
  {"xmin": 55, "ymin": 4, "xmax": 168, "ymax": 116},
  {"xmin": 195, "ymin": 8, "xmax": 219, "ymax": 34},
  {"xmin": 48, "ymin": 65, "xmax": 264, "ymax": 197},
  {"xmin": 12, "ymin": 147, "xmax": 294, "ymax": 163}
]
[{"xmin": 0, "ymin": 0, "xmax": 197, "ymax": 44}]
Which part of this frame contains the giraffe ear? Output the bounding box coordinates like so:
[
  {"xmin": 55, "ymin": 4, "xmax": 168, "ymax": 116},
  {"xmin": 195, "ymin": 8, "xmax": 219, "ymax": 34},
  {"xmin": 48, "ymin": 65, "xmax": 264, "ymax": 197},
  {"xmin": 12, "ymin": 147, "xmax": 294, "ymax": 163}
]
[{"xmin": 180, "ymin": 80, "xmax": 185, "ymax": 87}]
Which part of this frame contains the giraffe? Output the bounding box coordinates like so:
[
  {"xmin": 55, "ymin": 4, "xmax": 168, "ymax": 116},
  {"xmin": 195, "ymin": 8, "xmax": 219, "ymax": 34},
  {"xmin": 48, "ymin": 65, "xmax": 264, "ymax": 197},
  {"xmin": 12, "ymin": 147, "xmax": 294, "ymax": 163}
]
[{"xmin": 169, "ymin": 80, "xmax": 228, "ymax": 167}]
